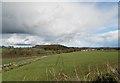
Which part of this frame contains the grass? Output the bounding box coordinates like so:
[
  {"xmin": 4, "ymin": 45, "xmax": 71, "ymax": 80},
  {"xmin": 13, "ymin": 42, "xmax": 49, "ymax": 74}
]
[
  {"xmin": 2, "ymin": 51, "xmax": 118, "ymax": 81},
  {"xmin": 2, "ymin": 57, "xmax": 36, "ymax": 64}
]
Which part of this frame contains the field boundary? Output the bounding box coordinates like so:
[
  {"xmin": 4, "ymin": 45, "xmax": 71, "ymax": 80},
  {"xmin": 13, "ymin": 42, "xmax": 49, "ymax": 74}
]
[{"xmin": 2, "ymin": 56, "xmax": 47, "ymax": 72}]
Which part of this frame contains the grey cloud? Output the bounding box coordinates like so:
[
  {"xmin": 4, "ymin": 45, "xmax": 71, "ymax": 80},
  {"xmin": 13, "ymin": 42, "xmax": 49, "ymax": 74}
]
[
  {"xmin": 2, "ymin": 2, "xmax": 60, "ymax": 36},
  {"xmin": 2, "ymin": 2, "xmax": 117, "ymax": 35},
  {"xmin": 1, "ymin": 2, "xmax": 118, "ymax": 47}
]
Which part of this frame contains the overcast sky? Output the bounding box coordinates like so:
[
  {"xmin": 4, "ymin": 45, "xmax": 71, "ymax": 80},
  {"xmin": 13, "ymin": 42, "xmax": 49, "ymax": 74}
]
[{"xmin": 1, "ymin": 2, "xmax": 119, "ymax": 47}]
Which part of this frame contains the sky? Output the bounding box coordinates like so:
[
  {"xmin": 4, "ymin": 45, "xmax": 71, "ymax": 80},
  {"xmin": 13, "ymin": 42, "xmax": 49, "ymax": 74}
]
[
  {"xmin": 1, "ymin": 2, "xmax": 119, "ymax": 47},
  {"xmin": 1, "ymin": 0, "xmax": 120, "ymax": 2}
]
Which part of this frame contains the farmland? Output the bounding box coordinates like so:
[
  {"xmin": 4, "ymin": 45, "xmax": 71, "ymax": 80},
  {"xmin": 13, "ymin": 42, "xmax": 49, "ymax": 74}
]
[
  {"xmin": 2, "ymin": 57, "xmax": 37, "ymax": 64},
  {"xmin": 2, "ymin": 51, "xmax": 118, "ymax": 81}
]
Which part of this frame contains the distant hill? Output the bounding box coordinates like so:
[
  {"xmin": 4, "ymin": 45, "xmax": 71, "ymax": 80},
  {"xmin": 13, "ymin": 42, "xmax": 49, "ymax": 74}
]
[
  {"xmin": 1, "ymin": 44, "xmax": 119, "ymax": 58},
  {"xmin": 33, "ymin": 44, "xmax": 120, "ymax": 51},
  {"xmin": 34, "ymin": 44, "xmax": 68, "ymax": 51}
]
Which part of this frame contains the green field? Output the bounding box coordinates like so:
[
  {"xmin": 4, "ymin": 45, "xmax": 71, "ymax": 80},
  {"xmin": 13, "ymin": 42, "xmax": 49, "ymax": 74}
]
[
  {"xmin": 3, "ymin": 51, "xmax": 118, "ymax": 81},
  {"xmin": 2, "ymin": 57, "xmax": 37, "ymax": 64}
]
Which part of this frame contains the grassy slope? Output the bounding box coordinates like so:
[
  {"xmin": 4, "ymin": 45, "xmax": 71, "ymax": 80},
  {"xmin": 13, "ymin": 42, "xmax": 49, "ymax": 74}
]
[{"xmin": 3, "ymin": 51, "xmax": 118, "ymax": 81}]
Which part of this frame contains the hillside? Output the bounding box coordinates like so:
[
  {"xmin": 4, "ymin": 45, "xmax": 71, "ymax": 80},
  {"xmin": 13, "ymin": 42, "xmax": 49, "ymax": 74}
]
[{"xmin": 1, "ymin": 44, "xmax": 119, "ymax": 58}]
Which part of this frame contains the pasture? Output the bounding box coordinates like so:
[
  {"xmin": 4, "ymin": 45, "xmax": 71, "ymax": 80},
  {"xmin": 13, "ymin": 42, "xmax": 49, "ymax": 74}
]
[
  {"xmin": 2, "ymin": 51, "xmax": 118, "ymax": 81},
  {"xmin": 2, "ymin": 57, "xmax": 37, "ymax": 64}
]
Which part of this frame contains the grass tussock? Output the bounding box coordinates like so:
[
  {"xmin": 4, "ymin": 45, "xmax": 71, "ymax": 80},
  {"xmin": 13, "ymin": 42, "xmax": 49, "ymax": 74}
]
[{"xmin": 46, "ymin": 63, "xmax": 119, "ymax": 82}]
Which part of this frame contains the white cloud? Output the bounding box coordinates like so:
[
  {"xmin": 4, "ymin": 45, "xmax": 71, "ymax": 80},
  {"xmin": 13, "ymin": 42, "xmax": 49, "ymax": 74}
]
[
  {"xmin": 3, "ymin": 34, "xmax": 44, "ymax": 45},
  {"xmin": 2, "ymin": 30, "xmax": 118, "ymax": 47},
  {"xmin": 59, "ymin": 30, "xmax": 118, "ymax": 47},
  {"xmin": 2, "ymin": 2, "xmax": 118, "ymax": 47},
  {"xmin": 101, "ymin": 30, "xmax": 118, "ymax": 42}
]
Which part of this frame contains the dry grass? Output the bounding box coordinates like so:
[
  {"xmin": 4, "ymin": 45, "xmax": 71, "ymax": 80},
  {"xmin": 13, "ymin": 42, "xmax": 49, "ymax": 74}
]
[{"xmin": 46, "ymin": 62, "xmax": 119, "ymax": 82}]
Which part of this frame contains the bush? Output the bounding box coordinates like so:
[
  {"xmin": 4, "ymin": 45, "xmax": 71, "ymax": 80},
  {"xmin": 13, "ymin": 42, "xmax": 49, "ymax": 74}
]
[{"xmin": 94, "ymin": 73, "xmax": 117, "ymax": 83}]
